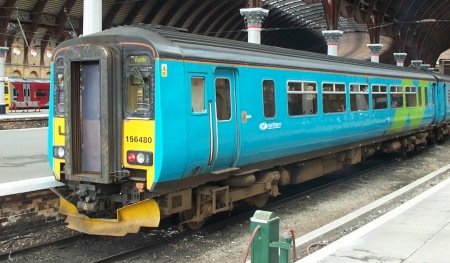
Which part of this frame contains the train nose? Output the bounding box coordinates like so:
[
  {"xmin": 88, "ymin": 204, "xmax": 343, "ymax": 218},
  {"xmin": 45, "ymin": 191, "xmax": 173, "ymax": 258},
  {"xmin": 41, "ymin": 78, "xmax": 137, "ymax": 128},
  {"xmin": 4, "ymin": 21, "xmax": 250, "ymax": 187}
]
[{"xmin": 52, "ymin": 188, "xmax": 161, "ymax": 236}]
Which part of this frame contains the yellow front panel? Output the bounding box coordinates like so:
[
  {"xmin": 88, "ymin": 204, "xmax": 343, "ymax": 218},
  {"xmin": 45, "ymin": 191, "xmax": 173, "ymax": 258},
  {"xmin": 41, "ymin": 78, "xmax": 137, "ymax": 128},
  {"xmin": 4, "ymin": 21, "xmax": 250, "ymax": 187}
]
[
  {"xmin": 122, "ymin": 119, "xmax": 156, "ymax": 189},
  {"xmin": 52, "ymin": 117, "xmax": 66, "ymax": 180},
  {"xmin": 4, "ymin": 82, "xmax": 10, "ymax": 110}
]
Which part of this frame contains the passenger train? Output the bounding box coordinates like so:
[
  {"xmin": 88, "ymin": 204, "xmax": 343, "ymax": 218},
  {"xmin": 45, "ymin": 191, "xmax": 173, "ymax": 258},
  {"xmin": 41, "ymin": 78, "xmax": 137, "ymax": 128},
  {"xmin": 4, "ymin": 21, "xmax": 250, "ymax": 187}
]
[
  {"xmin": 48, "ymin": 24, "xmax": 450, "ymax": 236},
  {"xmin": 3, "ymin": 77, "xmax": 50, "ymax": 110}
]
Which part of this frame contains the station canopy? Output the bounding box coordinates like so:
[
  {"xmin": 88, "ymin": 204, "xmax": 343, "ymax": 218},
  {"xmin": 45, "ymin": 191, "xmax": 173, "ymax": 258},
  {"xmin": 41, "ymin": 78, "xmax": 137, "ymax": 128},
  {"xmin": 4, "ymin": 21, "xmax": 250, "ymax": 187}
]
[{"xmin": 1, "ymin": 0, "xmax": 449, "ymax": 65}]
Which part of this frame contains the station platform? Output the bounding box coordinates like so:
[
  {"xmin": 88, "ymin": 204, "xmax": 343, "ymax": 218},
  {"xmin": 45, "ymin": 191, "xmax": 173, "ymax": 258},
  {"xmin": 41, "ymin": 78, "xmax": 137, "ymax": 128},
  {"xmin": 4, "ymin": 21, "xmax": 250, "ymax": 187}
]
[
  {"xmin": 0, "ymin": 109, "xmax": 56, "ymax": 196},
  {"xmin": 0, "ymin": 108, "xmax": 48, "ymax": 120},
  {"xmin": 296, "ymin": 165, "xmax": 450, "ymax": 263}
]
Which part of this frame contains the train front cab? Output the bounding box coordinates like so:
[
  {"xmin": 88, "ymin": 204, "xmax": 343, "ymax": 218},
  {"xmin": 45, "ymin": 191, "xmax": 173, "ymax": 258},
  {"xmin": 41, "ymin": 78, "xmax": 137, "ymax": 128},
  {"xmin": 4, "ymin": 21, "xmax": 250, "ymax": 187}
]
[
  {"xmin": 3, "ymin": 80, "xmax": 10, "ymax": 110},
  {"xmin": 49, "ymin": 42, "xmax": 161, "ymax": 236}
]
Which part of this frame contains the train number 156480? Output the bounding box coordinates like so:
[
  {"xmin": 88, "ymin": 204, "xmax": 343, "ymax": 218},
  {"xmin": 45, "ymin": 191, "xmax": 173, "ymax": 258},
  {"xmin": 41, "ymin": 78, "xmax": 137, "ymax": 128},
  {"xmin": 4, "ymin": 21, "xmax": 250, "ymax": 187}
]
[{"xmin": 125, "ymin": 136, "xmax": 153, "ymax": 143}]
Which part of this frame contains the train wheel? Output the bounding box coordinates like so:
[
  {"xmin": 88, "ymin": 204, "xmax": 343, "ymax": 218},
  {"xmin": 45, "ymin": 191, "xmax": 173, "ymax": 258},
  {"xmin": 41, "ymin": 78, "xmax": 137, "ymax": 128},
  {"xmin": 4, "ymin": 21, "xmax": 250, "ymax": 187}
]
[
  {"xmin": 179, "ymin": 208, "xmax": 208, "ymax": 230},
  {"xmin": 251, "ymin": 194, "xmax": 269, "ymax": 208}
]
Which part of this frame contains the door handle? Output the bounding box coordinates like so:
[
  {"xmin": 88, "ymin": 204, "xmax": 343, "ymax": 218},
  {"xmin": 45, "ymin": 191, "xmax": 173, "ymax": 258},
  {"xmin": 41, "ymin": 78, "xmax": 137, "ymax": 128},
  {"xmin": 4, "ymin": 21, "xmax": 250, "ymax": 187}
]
[{"xmin": 208, "ymin": 101, "xmax": 214, "ymax": 166}]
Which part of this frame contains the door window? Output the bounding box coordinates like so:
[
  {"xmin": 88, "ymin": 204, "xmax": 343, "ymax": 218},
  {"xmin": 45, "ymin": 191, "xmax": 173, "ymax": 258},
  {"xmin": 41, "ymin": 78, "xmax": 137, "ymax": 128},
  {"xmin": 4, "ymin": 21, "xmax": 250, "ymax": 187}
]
[
  {"xmin": 191, "ymin": 77, "xmax": 205, "ymax": 113},
  {"xmin": 215, "ymin": 78, "xmax": 231, "ymax": 121}
]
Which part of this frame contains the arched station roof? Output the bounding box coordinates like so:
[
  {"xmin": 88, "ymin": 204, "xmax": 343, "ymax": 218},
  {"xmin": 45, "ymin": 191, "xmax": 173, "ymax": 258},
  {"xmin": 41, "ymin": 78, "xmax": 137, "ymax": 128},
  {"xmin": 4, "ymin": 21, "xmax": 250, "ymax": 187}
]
[{"xmin": 1, "ymin": 0, "xmax": 449, "ymax": 66}]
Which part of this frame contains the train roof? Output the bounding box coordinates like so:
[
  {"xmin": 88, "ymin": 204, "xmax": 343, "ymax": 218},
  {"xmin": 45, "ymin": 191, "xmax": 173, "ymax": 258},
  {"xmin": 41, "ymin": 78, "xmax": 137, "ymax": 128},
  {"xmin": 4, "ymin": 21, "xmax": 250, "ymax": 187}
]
[
  {"xmin": 7, "ymin": 77, "xmax": 49, "ymax": 83},
  {"xmin": 58, "ymin": 24, "xmax": 449, "ymax": 82}
]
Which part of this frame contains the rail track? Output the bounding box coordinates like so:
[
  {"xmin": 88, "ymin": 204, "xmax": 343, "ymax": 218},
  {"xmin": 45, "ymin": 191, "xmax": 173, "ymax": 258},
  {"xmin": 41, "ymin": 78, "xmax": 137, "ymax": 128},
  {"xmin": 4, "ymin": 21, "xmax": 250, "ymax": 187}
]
[
  {"xmin": 90, "ymin": 155, "xmax": 401, "ymax": 262},
  {"xmin": 0, "ymin": 154, "xmax": 402, "ymax": 262},
  {"xmin": 0, "ymin": 234, "xmax": 84, "ymax": 261}
]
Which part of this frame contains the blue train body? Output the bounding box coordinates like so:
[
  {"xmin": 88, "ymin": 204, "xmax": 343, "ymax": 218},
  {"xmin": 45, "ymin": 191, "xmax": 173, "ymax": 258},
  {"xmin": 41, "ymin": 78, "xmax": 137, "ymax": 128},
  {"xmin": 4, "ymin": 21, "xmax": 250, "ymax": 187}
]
[{"xmin": 48, "ymin": 25, "xmax": 450, "ymax": 235}]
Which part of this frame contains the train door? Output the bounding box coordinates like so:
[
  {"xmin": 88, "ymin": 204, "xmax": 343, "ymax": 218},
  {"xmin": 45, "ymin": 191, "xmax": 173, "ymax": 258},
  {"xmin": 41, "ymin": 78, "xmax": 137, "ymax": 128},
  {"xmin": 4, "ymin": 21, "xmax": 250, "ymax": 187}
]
[
  {"xmin": 211, "ymin": 68, "xmax": 238, "ymax": 170},
  {"xmin": 184, "ymin": 73, "xmax": 212, "ymax": 177},
  {"xmin": 11, "ymin": 82, "xmax": 23, "ymax": 101},
  {"xmin": 435, "ymin": 82, "xmax": 445, "ymax": 123},
  {"xmin": 23, "ymin": 83, "xmax": 31, "ymax": 101}
]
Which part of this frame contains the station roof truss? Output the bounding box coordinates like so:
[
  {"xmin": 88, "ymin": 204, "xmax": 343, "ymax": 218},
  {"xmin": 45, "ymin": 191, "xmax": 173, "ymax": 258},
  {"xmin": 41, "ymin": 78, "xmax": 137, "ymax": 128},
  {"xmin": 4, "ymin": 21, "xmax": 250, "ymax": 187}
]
[{"xmin": 1, "ymin": 0, "xmax": 449, "ymax": 66}]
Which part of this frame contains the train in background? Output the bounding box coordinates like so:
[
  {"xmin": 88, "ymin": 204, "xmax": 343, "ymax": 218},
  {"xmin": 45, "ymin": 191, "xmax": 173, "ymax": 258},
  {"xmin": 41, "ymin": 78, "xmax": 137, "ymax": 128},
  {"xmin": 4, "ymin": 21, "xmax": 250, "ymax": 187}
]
[
  {"xmin": 3, "ymin": 77, "xmax": 50, "ymax": 110},
  {"xmin": 48, "ymin": 24, "xmax": 450, "ymax": 236}
]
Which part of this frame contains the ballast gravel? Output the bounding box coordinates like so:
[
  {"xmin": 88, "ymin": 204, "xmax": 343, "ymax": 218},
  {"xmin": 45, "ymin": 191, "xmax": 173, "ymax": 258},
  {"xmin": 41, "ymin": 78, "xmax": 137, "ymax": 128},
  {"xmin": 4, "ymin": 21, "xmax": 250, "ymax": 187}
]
[{"xmin": 2, "ymin": 142, "xmax": 450, "ymax": 262}]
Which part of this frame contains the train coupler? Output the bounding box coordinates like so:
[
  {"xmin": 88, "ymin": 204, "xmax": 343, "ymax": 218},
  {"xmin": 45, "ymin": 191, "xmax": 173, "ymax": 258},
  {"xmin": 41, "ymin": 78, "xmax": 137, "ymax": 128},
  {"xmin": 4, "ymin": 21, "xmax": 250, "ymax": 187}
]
[{"xmin": 76, "ymin": 200, "xmax": 104, "ymax": 212}]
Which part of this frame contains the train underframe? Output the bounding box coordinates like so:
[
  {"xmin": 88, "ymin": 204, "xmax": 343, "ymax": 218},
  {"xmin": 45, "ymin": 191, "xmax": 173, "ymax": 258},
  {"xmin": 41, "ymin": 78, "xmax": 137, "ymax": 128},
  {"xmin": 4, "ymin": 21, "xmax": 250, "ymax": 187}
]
[
  {"xmin": 58, "ymin": 124, "xmax": 449, "ymax": 235},
  {"xmin": 171, "ymin": 126, "xmax": 448, "ymax": 229}
]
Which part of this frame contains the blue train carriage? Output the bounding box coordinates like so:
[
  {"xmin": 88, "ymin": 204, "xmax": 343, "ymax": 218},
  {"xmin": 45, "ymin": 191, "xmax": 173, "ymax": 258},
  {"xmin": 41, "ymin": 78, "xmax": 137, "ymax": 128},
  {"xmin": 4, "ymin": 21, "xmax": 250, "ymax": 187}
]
[{"xmin": 48, "ymin": 24, "xmax": 450, "ymax": 236}]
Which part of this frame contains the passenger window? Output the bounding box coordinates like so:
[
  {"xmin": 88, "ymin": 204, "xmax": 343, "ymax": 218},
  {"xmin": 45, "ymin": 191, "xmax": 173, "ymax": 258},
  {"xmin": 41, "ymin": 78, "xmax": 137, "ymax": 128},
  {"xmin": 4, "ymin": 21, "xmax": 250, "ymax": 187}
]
[
  {"xmin": 424, "ymin": 87, "xmax": 429, "ymax": 105},
  {"xmin": 322, "ymin": 83, "xmax": 346, "ymax": 113},
  {"xmin": 191, "ymin": 77, "xmax": 205, "ymax": 113},
  {"xmin": 390, "ymin": 85, "xmax": 403, "ymax": 108},
  {"xmin": 287, "ymin": 81, "xmax": 317, "ymax": 116},
  {"xmin": 215, "ymin": 78, "xmax": 231, "ymax": 121},
  {"xmin": 405, "ymin": 86, "xmax": 417, "ymax": 107},
  {"xmin": 350, "ymin": 84, "xmax": 369, "ymax": 111},
  {"xmin": 263, "ymin": 80, "xmax": 276, "ymax": 118},
  {"xmin": 372, "ymin": 85, "xmax": 388, "ymax": 110},
  {"xmin": 36, "ymin": 89, "xmax": 47, "ymax": 98}
]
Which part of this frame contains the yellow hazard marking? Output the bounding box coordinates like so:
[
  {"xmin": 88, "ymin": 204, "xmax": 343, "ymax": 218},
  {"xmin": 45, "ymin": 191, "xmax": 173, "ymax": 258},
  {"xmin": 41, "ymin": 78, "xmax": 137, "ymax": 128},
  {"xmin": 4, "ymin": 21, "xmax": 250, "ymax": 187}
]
[{"xmin": 161, "ymin": 64, "xmax": 167, "ymax": 77}]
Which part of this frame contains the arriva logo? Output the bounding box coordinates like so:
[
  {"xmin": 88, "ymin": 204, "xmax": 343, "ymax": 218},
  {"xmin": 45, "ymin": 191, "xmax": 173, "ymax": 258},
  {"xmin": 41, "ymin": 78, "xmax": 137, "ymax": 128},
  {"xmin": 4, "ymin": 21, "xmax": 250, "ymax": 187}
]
[{"xmin": 259, "ymin": 122, "xmax": 282, "ymax": 131}]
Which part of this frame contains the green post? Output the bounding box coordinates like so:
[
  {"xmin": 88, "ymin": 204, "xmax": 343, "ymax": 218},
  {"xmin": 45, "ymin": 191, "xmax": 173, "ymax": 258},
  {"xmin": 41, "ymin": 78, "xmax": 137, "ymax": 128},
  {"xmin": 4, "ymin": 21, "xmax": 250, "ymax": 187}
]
[
  {"xmin": 270, "ymin": 233, "xmax": 293, "ymax": 263},
  {"xmin": 250, "ymin": 210, "xmax": 280, "ymax": 263}
]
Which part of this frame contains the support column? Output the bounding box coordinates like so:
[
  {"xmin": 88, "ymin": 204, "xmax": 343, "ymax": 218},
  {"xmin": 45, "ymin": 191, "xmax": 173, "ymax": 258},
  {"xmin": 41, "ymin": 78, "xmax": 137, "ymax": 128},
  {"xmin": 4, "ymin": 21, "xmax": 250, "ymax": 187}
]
[
  {"xmin": 367, "ymin": 44, "xmax": 383, "ymax": 63},
  {"xmin": 0, "ymin": 47, "xmax": 9, "ymax": 115},
  {"xmin": 83, "ymin": 0, "xmax": 102, "ymax": 36},
  {"xmin": 322, "ymin": 30, "xmax": 343, "ymax": 56},
  {"xmin": 240, "ymin": 8, "xmax": 269, "ymax": 44},
  {"xmin": 410, "ymin": 60, "xmax": 422, "ymax": 70},
  {"xmin": 393, "ymin": 53, "xmax": 407, "ymax": 67}
]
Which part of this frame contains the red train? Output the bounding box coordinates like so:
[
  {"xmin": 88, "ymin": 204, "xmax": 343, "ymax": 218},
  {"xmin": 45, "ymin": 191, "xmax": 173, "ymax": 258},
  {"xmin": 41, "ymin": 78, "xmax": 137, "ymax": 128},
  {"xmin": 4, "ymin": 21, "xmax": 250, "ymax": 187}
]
[{"xmin": 4, "ymin": 77, "xmax": 50, "ymax": 109}]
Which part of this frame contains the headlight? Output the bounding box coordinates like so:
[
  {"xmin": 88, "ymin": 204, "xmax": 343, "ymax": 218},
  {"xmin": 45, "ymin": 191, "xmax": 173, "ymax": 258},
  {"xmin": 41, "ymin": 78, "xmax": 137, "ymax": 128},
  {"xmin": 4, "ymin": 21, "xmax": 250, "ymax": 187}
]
[
  {"xmin": 136, "ymin": 153, "xmax": 145, "ymax": 164},
  {"xmin": 57, "ymin": 147, "xmax": 65, "ymax": 158},
  {"xmin": 53, "ymin": 146, "xmax": 65, "ymax": 159},
  {"xmin": 126, "ymin": 151, "xmax": 153, "ymax": 166}
]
